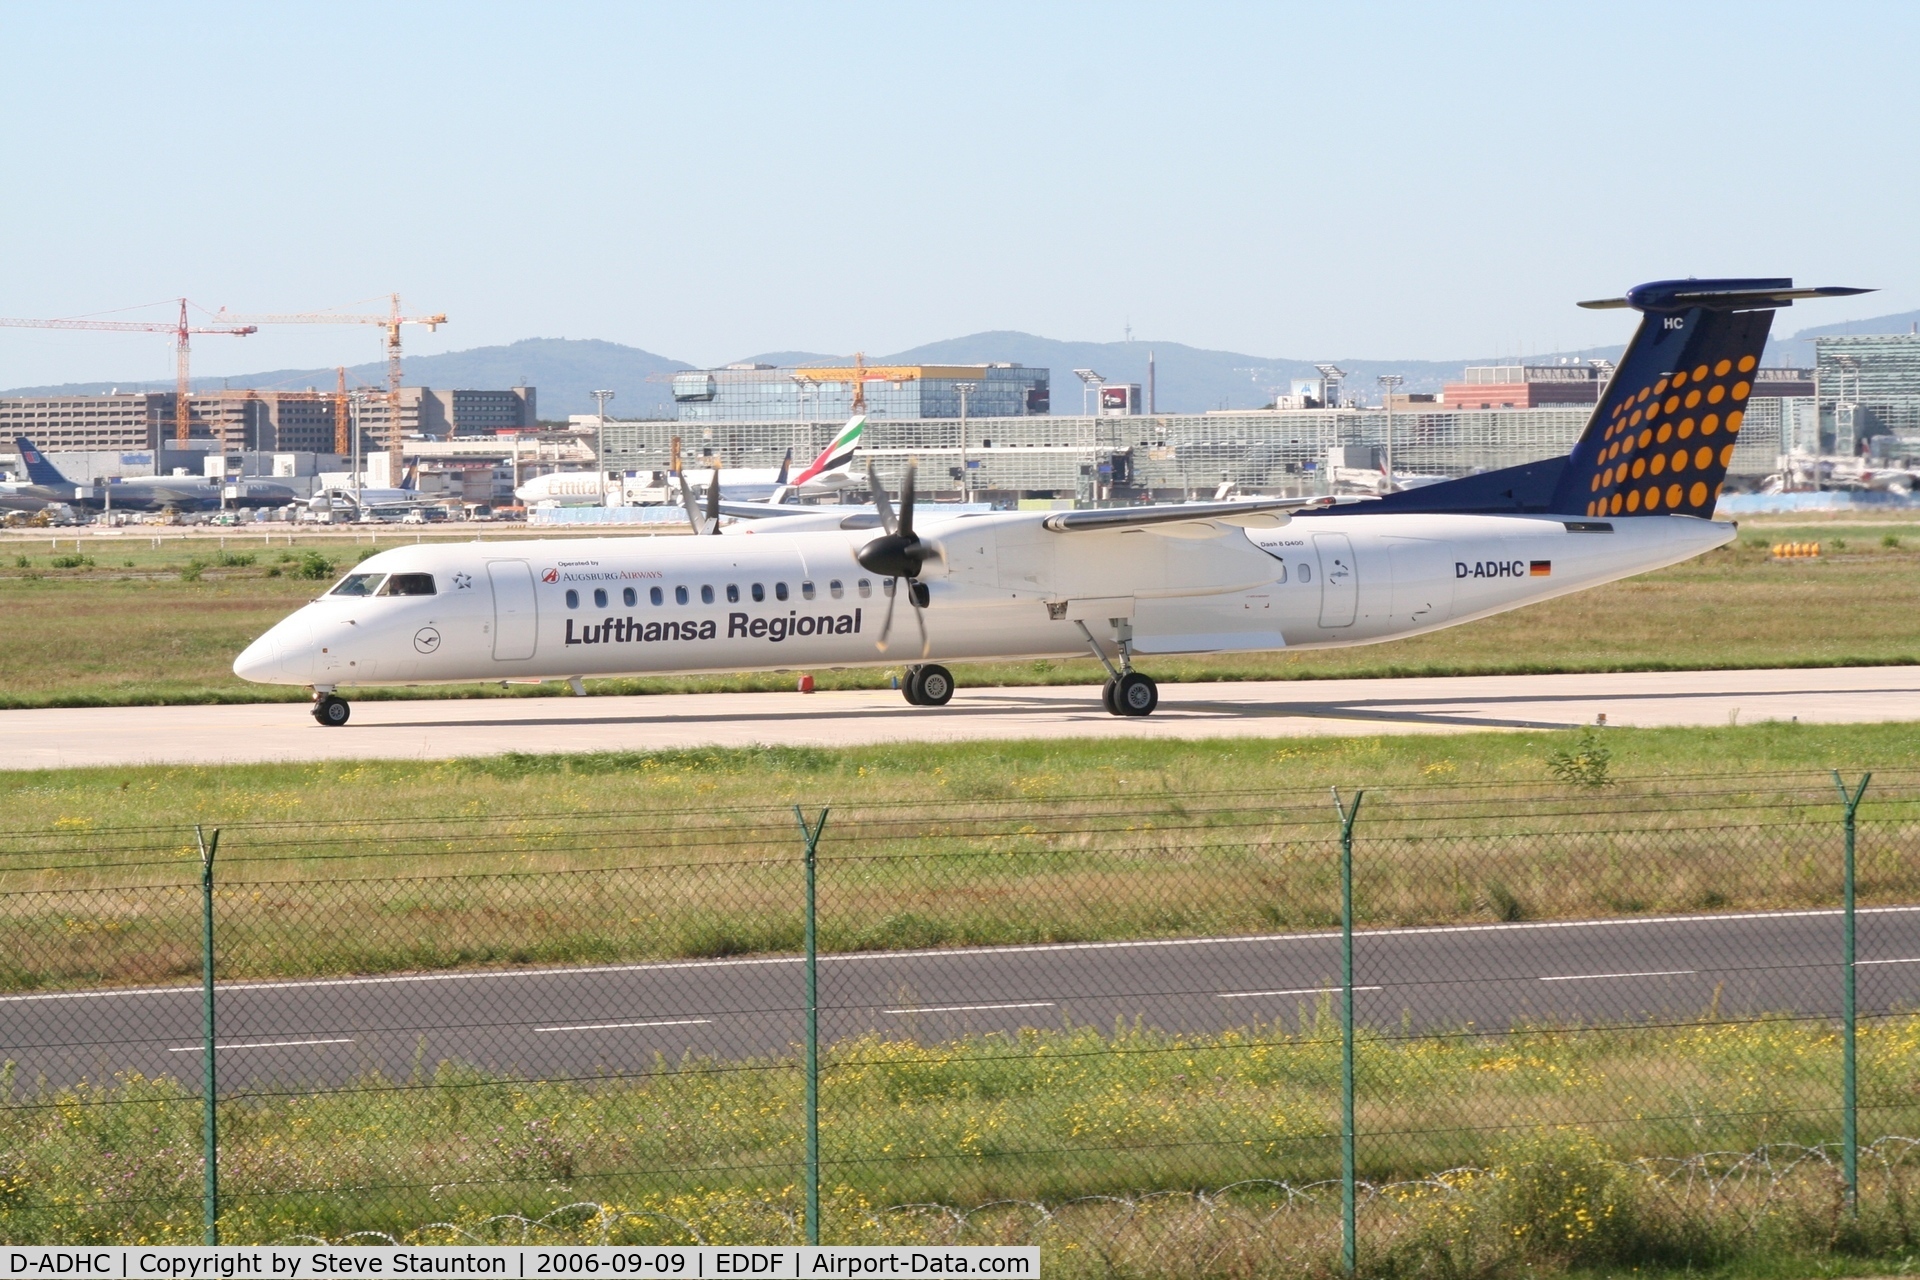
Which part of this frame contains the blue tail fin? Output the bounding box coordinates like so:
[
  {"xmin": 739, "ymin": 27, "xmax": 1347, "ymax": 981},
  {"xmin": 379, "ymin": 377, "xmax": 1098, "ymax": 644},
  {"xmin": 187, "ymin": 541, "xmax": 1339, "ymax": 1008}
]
[
  {"xmin": 12, "ymin": 437, "xmax": 72, "ymax": 487},
  {"xmin": 775, "ymin": 448, "xmax": 792, "ymax": 486},
  {"xmin": 1553, "ymin": 279, "xmax": 1867, "ymax": 518},
  {"xmin": 1329, "ymin": 278, "xmax": 1871, "ymax": 518}
]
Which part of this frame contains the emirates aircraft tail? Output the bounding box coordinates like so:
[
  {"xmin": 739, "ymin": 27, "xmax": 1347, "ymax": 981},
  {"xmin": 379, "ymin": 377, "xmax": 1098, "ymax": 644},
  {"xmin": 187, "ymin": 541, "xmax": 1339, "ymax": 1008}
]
[{"xmin": 790, "ymin": 415, "xmax": 864, "ymax": 489}]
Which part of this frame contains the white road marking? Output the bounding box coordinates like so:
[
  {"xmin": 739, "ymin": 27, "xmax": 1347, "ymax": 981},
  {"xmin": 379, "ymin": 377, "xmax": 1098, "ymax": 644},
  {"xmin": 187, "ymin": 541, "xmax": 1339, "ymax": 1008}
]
[
  {"xmin": 884, "ymin": 1001, "xmax": 1055, "ymax": 1015},
  {"xmin": 8, "ymin": 905, "xmax": 1918, "ymax": 1006},
  {"xmin": 168, "ymin": 1038, "xmax": 354, "ymax": 1053},
  {"xmin": 1860, "ymin": 957, "xmax": 1920, "ymax": 966},
  {"xmin": 536, "ymin": 1018, "xmax": 713, "ymax": 1033},
  {"xmin": 1538, "ymin": 969, "xmax": 1696, "ymax": 983},
  {"xmin": 1218, "ymin": 986, "xmax": 1381, "ymax": 999}
]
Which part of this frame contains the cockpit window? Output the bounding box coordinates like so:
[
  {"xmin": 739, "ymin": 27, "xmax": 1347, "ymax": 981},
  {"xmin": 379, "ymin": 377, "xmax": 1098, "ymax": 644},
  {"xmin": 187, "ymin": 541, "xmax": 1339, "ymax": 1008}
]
[
  {"xmin": 379, "ymin": 573, "xmax": 437, "ymax": 597},
  {"xmin": 329, "ymin": 573, "xmax": 386, "ymax": 597}
]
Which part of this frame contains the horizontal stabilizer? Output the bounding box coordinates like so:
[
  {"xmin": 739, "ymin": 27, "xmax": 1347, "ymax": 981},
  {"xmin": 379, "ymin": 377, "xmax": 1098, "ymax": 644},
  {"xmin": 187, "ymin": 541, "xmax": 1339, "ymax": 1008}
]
[{"xmin": 1577, "ymin": 279, "xmax": 1873, "ymax": 312}]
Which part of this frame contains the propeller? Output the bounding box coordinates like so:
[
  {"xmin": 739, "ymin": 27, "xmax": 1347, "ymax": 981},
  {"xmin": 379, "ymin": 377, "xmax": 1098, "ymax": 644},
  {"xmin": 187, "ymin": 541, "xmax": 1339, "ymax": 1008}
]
[
  {"xmin": 857, "ymin": 462, "xmax": 937, "ymax": 655},
  {"xmin": 677, "ymin": 463, "xmax": 723, "ymax": 535}
]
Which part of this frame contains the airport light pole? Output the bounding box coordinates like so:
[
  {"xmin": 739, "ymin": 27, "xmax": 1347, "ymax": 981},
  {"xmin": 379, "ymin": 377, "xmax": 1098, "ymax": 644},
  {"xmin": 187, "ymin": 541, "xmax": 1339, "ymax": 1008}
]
[
  {"xmin": 1074, "ymin": 370, "xmax": 1107, "ymax": 502},
  {"xmin": 1377, "ymin": 375, "xmax": 1404, "ymax": 491},
  {"xmin": 953, "ymin": 381, "xmax": 976, "ymax": 502},
  {"xmin": 591, "ymin": 389, "xmax": 615, "ymax": 502},
  {"xmin": 1073, "ymin": 368, "xmax": 1106, "ymax": 418}
]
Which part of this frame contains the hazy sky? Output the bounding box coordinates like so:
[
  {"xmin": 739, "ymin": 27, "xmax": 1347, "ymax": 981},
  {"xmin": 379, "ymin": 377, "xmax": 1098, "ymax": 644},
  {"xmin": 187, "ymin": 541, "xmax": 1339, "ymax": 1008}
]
[{"xmin": 1, "ymin": 1, "xmax": 1913, "ymax": 388}]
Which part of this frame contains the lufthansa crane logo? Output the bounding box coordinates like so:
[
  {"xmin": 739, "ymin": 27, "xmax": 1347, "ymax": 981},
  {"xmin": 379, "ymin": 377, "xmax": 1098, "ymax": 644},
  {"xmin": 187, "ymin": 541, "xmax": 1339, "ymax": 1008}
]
[{"xmin": 413, "ymin": 627, "xmax": 442, "ymax": 654}]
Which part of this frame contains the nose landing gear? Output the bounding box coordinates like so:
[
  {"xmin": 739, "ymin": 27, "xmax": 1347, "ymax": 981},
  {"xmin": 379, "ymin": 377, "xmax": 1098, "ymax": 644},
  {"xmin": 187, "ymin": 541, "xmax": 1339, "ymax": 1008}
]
[
  {"xmin": 1077, "ymin": 617, "xmax": 1159, "ymax": 717},
  {"xmin": 312, "ymin": 692, "xmax": 351, "ymax": 727}
]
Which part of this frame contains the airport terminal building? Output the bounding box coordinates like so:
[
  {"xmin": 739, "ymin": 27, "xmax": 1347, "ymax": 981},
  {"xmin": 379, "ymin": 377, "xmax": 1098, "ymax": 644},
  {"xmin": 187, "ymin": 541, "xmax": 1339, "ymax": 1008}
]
[{"xmin": 672, "ymin": 362, "xmax": 1048, "ymax": 421}]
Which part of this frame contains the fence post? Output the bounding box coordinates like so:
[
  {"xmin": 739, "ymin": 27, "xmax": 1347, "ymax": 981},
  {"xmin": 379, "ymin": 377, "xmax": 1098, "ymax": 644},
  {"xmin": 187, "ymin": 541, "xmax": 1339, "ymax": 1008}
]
[
  {"xmin": 194, "ymin": 825, "xmax": 221, "ymax": 1246},
  {"xmin": 1330, "ymin": 788, "xmax": 1363, "ymax": 1277},
  {"xmin": 793, "ymin": 806, "xmax": 830, "ymax": 1246},
  {"xmin": 1832, "ymin": 771, "xmax": 1870, "ymax": 1216}
]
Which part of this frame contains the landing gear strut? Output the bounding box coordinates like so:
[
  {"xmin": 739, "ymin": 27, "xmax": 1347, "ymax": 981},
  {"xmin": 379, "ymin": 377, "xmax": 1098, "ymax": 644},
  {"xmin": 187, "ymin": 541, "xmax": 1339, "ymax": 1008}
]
[
  {"xmin": 1078, "ymin": 618, "xmax": 1158, "ymax": 717},
  {"xmin": 901, "ymin": 663, "xmax": 955, "ymax": 707},
  {"xmin": 312, "ymin": 691, "xmax": 350, "ymax": 727}
]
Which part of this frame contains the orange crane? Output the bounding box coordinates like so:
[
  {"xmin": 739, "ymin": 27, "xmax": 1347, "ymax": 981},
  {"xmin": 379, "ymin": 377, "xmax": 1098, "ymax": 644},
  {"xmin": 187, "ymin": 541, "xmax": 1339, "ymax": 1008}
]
[
  {"xmin": 0, "ymin": 299, "xmax": 256, "ymax": 447},
  {"xmin": 213, "ymin": 295, "xmax": 446, "ymax": 471}
]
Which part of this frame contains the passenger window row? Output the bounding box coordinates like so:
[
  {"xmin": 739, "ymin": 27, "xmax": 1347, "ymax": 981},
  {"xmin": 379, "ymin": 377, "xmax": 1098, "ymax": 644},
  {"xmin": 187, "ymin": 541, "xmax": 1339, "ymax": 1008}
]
[{"xmin": 565, "ymin": 578, "xmax": 873, "ymax": 610}]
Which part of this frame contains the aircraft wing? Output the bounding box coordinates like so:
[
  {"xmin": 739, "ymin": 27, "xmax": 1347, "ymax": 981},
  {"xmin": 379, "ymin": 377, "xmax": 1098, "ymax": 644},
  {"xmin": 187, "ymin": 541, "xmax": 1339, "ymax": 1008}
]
[{"xmin": 1039, "ymin": 495, "xmax": 1333, "ymax": 534}]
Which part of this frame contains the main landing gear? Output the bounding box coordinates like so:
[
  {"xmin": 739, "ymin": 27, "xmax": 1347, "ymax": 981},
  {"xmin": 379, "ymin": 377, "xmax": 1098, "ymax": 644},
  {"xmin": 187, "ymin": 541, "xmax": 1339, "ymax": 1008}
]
[
  {"xmin": 312, "ymin": 691, "xmax": 350, "ymax": 727},
  {"xmin": 900, "ymin": 664, "xmax": 955, "ymax": 707},
  {"xmin": 1078, "ymin": 618, "xmax": 1158, "ymax": 717}
]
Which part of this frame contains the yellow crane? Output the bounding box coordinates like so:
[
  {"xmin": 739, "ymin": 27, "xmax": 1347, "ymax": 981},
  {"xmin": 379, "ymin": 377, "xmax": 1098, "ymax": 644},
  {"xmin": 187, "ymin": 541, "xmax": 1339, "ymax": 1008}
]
[
  {"xmin": 213, "ymin": 295, "xmax": 445, "ymax": 470},
  {"xmin": 0, "ymin": 299, "xmax": 256, "ymax": 447}
]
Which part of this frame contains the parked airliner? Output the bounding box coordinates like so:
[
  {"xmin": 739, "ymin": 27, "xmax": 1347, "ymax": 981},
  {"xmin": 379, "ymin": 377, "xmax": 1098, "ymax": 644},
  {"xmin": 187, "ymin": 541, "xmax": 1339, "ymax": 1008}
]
[{"xmin": 234, "ymin": 279, "xmax": 1867, "ymax": 726}]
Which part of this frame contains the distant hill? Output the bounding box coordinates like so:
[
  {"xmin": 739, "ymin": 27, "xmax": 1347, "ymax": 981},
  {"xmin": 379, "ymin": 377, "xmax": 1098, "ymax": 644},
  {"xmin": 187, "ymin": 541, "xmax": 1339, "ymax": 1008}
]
[
  {"xmin": 13, "ymin": 309, "xmax": 1917, "ymax": 420},
  {"xmin": 736, "ymin": 333, "xmax": 1631, "ymax": 412},
  {"xmin": 1, "ymin": 338, "xmax": 692, "ymax": 421},
  {"xmin": 1766, "ymin": 309, "xmax": 1920, "ymax": 368}
]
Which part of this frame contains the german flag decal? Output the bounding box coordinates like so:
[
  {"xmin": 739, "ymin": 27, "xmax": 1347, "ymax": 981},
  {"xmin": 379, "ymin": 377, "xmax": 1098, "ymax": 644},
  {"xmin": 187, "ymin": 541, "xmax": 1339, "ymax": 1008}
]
[{"xmin": 1530, "ymin": 560, "xmax": 1552, "ymax": 577}]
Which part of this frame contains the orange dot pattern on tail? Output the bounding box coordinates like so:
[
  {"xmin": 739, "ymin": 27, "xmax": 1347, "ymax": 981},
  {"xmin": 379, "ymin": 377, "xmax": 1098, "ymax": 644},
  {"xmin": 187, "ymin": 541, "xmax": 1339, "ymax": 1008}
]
[{"xmin": 1584, "ymin": 356, "xmax": 1750, "ymax": 518}]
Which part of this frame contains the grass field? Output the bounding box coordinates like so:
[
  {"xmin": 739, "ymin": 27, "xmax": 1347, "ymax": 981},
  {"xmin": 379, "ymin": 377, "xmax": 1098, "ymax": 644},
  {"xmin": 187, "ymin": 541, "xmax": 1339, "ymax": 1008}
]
[
  {"xmin": 8, "ymin": 1012, "xmax": 1920, "ymax": 1276},
  {"xmin": 3, "ymin": 725, "xmax": 1915, "ymax": 989},
  {"xmin": 2, "ymin": 516, "xmax": 1919, "ymax": 707}
]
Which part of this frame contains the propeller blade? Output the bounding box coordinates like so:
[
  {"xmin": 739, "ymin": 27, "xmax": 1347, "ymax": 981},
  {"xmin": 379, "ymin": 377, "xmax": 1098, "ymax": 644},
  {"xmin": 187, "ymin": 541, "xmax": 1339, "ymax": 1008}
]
[
  {"xmin": 898, "ymin": 462, "xmax": 916, "ymax": 542},
  {"xmin": 866, "ymin": 462, "xmax": 897, "ymax": 536},
  {"xmin": 705, "ymin": 464, "xmax": 721, "ymax": 530},
  {"xmin": 677, "ymin": 472, "xmax": 703, "ymax": 535},
  {"xmin": 875, "ymin": 578, "xmax": 898, "ymax": 652},
  {"xmin": 911, "ymin": 584, "xmax": 929, "ymax": 658}
]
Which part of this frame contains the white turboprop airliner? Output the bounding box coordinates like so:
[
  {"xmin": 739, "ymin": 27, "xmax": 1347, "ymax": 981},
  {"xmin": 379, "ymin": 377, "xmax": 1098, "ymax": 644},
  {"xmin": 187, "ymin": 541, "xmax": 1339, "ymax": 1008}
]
[{"xmin": 235, "ymin": 279, "xmax": 1868, "ymax": 727}]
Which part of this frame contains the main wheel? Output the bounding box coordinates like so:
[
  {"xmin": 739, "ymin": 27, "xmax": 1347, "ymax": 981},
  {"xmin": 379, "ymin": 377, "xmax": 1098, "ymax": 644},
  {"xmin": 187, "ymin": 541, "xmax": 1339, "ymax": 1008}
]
[
  {"xmin": 1101, "ymin": 678, "xmax": 1120, "ymax": 716},
  {"xmin": 900, "ymin": 666, "xmax": 925, "ymax": 706},
  {"xmin": 915, "ymin": 664, "xmax": 955, "ymax": 706},
  {"xmin": 1114, "ymin": 672, "xmax": 1158, "ymax": 717},
  {"xmin": 312, "ymin": 694, "xmax": 351, "ymax": 727}
]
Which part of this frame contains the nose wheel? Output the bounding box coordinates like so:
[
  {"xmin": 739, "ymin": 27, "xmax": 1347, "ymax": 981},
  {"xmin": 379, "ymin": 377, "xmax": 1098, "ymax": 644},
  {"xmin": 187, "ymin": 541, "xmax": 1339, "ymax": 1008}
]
[{"xmin": 312, "ymin": 694, "xmax": 351, "ymax": 727}]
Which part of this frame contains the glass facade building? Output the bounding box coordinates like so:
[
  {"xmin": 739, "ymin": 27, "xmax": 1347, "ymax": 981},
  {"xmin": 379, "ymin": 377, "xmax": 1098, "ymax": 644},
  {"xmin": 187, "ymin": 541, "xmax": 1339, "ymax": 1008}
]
[
  {"xmin": 672, "ymin": 363, "xmax": 1048, "ymax": 421},
  {"xmin": 1815, "ymin": 334, "xmax": 1920, "ymax": 451}
]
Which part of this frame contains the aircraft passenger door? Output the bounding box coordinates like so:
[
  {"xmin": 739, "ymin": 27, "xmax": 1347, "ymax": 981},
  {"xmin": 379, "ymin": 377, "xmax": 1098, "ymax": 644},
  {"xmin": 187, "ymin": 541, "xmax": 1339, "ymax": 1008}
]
[
  {"xmin": 1313, "ymin": 533, "xmax": 1358, "ymax": 627},
  {"xmin": 487, "ymin": 560, "xmax": 539, "ymax": 660}
]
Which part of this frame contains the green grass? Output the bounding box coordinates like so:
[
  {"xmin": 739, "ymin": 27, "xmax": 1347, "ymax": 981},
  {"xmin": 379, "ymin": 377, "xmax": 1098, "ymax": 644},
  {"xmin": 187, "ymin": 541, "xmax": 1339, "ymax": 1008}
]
[
  {"xmin": 7, "ymin": 1012, "xmax": 1920, "ymax": 1277},
  {"xmin": 1, "ymin": 726, "xmax": 1915, "ymax": 990},
  {"xmin": 5, "ymin": 521, "xmax": 1920, "ymax": 707}
]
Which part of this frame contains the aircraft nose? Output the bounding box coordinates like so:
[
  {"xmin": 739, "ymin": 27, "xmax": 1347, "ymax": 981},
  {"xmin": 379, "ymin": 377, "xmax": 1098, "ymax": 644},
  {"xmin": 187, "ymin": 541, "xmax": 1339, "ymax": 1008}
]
[
  {"xmin": 233, "ymin": 614, "xmax": 315, "ymax": 685},
  {"xmin": 233, "ymin": 634, "xmax": 280, "ymax": 683}
]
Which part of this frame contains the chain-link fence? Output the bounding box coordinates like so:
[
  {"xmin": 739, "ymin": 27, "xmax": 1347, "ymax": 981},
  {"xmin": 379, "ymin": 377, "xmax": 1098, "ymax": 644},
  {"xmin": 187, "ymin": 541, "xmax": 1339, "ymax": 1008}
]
[{"xmin": 4, "ymin": 770, "xmax": 1918, "ymax": 1273}]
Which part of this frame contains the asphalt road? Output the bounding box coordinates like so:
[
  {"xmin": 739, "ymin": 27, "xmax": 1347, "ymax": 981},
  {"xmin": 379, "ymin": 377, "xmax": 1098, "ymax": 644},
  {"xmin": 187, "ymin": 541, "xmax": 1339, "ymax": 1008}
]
[
  {"xmin": 4, "ymin": 666, "xmax": 1920, "ymax": 770},
  {"xmin": 8, "ymin": 905, "xmax": 1919, "ymax": 1096}
]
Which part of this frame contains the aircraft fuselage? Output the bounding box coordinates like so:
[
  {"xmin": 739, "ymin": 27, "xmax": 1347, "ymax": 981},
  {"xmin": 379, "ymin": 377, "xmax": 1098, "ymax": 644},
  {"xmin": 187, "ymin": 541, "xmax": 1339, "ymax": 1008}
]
[{"xmin": 233, "ymin": 509, "xmax": 1732, "ymax": 690}]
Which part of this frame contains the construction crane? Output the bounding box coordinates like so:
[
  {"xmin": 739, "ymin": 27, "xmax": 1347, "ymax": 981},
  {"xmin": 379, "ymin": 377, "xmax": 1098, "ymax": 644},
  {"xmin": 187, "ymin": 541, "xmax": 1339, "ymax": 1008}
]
[
  {"xmin": 0, "ymin": 299, "xmax": 257, "ymax": 448},
  {"xmin": 213, "ymin": 295, "xmax": 446, "ymax": 472}
]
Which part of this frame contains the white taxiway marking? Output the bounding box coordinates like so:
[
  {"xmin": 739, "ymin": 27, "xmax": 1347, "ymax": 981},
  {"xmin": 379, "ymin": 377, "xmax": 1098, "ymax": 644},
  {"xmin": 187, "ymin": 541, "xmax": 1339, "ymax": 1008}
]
[
  {"xmin": 1860, "ymin": 957, "xmax": 1920, "ymax": 966},
  {"xmin": 11, "ymin": 906, "xmax": 1918, "ymax": 1007},
  {"xmin": 536, "ymin": 1018, "xmax": 713, "ymax": 1033},
  {"xmin": 884, "ymin": 1002, "xmax": 1055, "ymax": 1015},
  {"xmin": 1219, "ymin": 986, "xmax": 1383, "ymax": 999},
  {"xmin": 1538, "ymin": 969, "xmax": 1695, "ymax": 983},
  {"xmin": 169, "ymin": 1038, "xmax": 354, "ymax": 1053}
]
